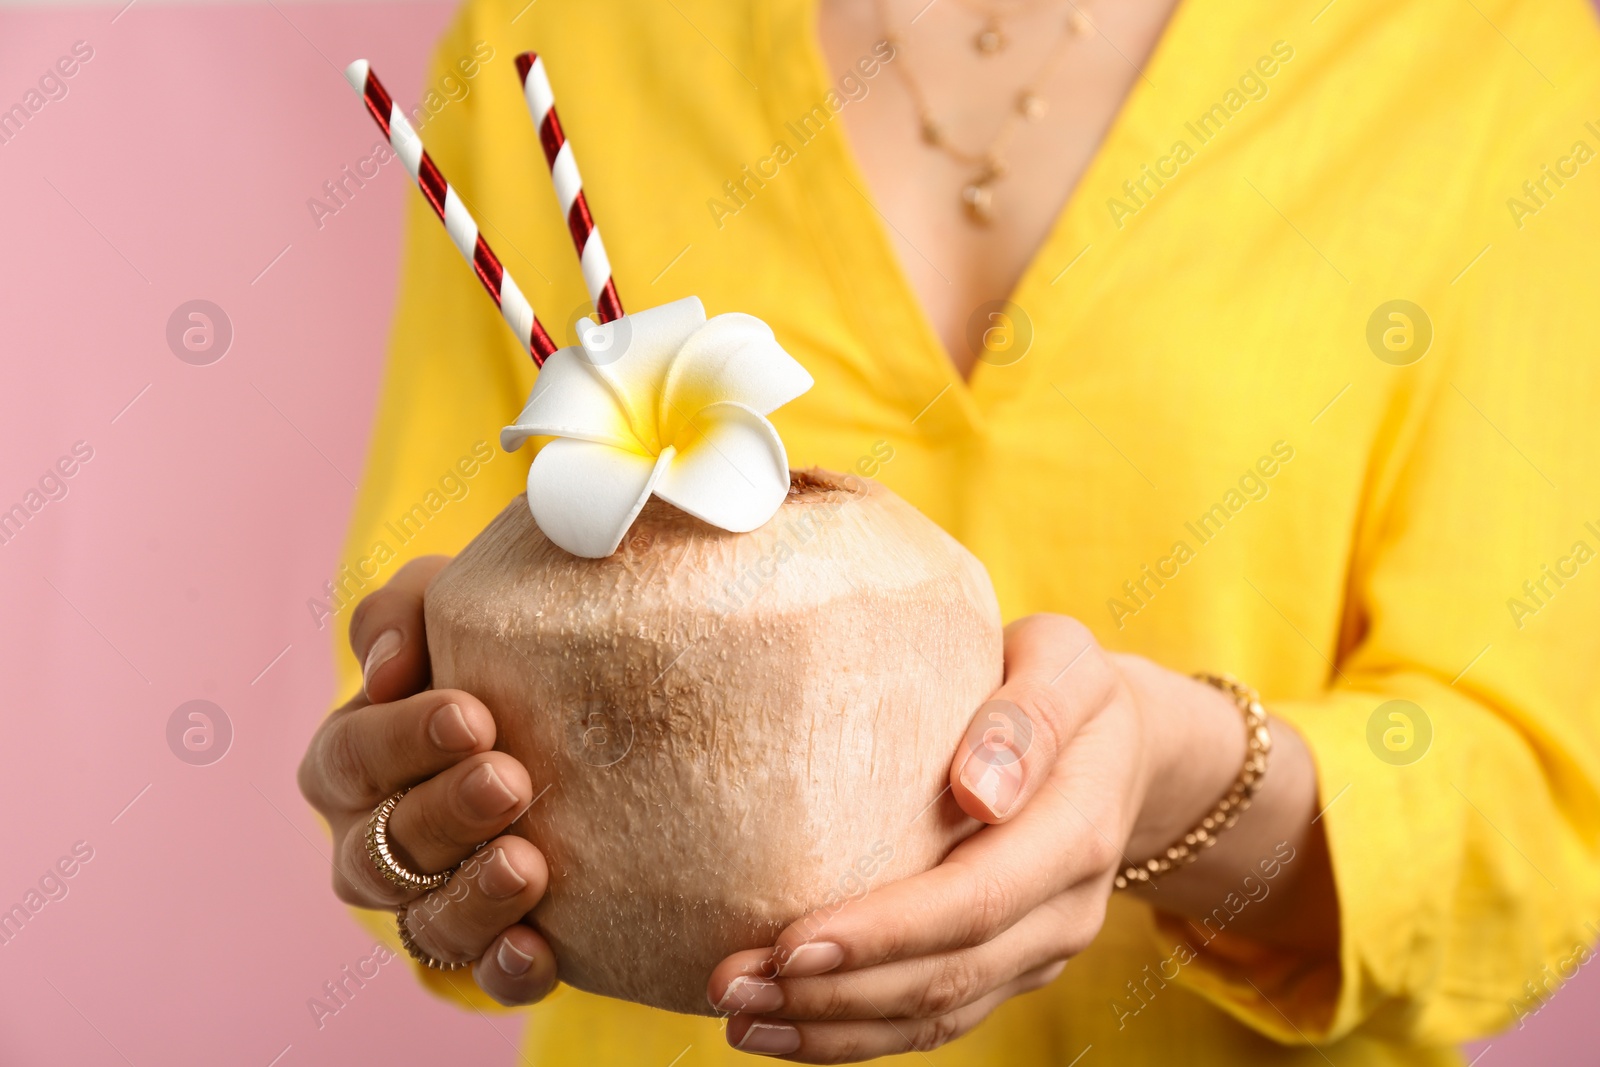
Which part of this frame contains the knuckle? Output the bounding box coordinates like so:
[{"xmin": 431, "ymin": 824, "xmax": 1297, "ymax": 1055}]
[
  {"xmin": 1063, "ymin": 617, "xmax": 1097, "ymax": 650},
  {"xmin": 910, "ymin": 1012, "xmax": 967, "ymax": 1053},
  {"xmin": 1060, "ymin": 927, "xmax": 1095, "ymax": 960},
  {"xmin": 409, "ymin": 785, "xmax": 460, "ymax": 855},
  {"xmin": 1041, "ymin": 893, "xmax": 1104, "ymax": 959},
  {"xmin": 1077, "ymin": 827, "xmax": 1120, "ymax": 876},
  {"xmin": 331, "ymin": 868, "xmax": 367, "ymax": 906},
  {"xmin": 1041, "ymin": 613, "xmax": 1095, "ymax": 649},
  {"xmin": 822, "ymin": 1031, "xmax": 876, "ymax": 1065},
  {"xmin": 1026, "ymin": 960, "xmax": 1069, "ymax": 991},
  {"xmin": 299, "ymin": 706, "xmax": 360, "ymax": 811},
  {"xmin": 916, "ymin": 960, "xmax": 981, "ymax": 1017},
  {"xmin": 415, "ymin": 880, "xmax": 504, "ymax": 964},
  {"xmin": 332, "ymin": 844, "xmax": 398, "ymax": 908},
  {"xmin": 959, "ymin": 869, "xmax": 1017, "ymax": 946},
  {"xmin": 1063, "ymin": 903, "xmax": 1108, "ymax": 958},
  {"xmin": 405, "ymin": 904, "xmax": 472, "ymax": 965},
  {"xmin": 1008, "ymin": 682, "xmax": 1068, "ymax": 757},
  {"xmin": 801, "ymin": 976, "xmax": 860, "ymax": 1022},
  {"xmin": 323, "ymin": 717, "xmax": 382, "ymax": 808},
  {"xmin": 1092, "ymin": 663, "xmax": 1124, "ymax": 711},
  {"xmin": 296, "ymin": 745, "xmax": 328, "ymax": 811},
  {"xmin": 870, "ymin": 913, "xmax": 914, "ymax": 963}
]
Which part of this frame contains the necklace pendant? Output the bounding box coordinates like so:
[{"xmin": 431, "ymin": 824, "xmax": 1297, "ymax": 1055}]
[
  {"xmin": 962, "ymin": 180, "xmax": 996, "ymax": 226},
  {"xmin": 975, "ymin": 20, "xmax": 1006, "ymax": 54}
]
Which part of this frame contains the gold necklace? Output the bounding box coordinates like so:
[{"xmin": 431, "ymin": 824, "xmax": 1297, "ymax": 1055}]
[
  {"xmin": 956, "ymin": 0, "xmax": 1092, "ymax": 55},
  {"xmin": 878, "ymin": 0, "xmax": 1092, "ymax": 225}
]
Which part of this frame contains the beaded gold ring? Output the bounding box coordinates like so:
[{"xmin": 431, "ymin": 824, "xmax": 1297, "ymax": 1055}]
[
  {"xmin": 396, "ymin": 902, "xmax": 470, "ymax": 971},
  {"xmin": 365, "ymin": 786, "xmax": 453, "ymax": 894}
]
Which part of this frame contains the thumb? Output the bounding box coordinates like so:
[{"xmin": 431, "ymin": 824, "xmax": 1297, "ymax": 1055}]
[{"xmin": 949, "ymin": 615, "xmax": 1112, "ymax": 823}]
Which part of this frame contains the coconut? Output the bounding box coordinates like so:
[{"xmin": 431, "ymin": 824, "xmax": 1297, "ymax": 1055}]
[{"xmin": 423, "ymin": 469, "xmax": 1003, "ymax": 1014}]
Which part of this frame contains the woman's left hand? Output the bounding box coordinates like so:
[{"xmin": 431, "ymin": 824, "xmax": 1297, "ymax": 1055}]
[{"xmin": 705, "ymin": 613, "xmax": 1253, "ymax": 1061}]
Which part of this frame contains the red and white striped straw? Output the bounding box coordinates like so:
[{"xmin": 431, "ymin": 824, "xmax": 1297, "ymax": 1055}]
[
  {"xmin": 344, "ymin": 59, "xmax": 558, "ymax": 364},
  {"xmin": 515, "ymin": 52, "xmax": 624, "ymax": 324}
]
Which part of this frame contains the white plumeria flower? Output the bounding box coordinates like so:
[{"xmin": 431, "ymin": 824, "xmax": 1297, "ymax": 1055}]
[{"xmin": 501, "ymin": 296, "xmax": 814, "ymax": 558}]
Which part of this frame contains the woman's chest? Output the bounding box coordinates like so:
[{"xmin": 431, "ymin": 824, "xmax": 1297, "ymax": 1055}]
[{"xmin": 816, "ymin": 0, "xmax": 1181, "ymax": 376}]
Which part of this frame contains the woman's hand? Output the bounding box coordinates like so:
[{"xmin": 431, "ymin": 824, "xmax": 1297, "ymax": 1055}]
[
  {"xmin": 297, "ymin": 556, "xmax": 558, "ymax": 1006},
  {"xmin": 705, "ymin": 614, "xmax": 1287, "ymax": 1062}
]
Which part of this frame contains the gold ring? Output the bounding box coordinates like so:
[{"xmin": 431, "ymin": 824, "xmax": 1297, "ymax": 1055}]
[
  {"xmin": 365, "ymin": 787, "xmax": 452, "ymax": 893},
  {"xmin": 396, "ymin": 902, "xmax": 469, "ymax": 971}
]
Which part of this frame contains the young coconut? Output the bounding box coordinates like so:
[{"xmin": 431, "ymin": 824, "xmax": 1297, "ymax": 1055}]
[
  {"xmin": 424, "ymin": 472, "xmax": 1002, "ymax": 1014},
  {"xmin": 422, "ymin": 296, "xmax": 1003, "ymax": 1013},
  {"xmin": 338, "ymin": 58, "xmax": 1006, "ymax": 1013}
]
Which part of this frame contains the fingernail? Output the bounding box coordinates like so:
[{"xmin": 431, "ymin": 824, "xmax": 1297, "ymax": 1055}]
[
  {"xmin": 778, "ymin": 941, "xmax": 843, "ymax": 977},
  {"xmin": 960, "ymin": 741, "xmax": 1024, "ymax": 817},
  {"xmin": 476, "ymin": 848, "xmax": 528, "ymax": 899},
  {"xmin": 428, "ymin": 703, "xmax": 478, "ymax": 752},
  {"xmin": 735, "ymin": 1022, "xmax": 800, "ymax": 1055},
  {"xmin": 713, "ymin": 975, "xmax": 784, "ymax": 1014},
  {"xmin": 496, "ymin": 937, "xmax": 535, "ymax": 977},
  {"xmin": 463, "ymin": 763, "xmax": 520, "ymax": 818},
  {"xmin": 362, "ymin": 629, "xmax": 402, "ymax": 697}
]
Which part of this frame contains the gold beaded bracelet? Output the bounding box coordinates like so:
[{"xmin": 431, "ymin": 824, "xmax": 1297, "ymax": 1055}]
[{"xmin": 1114, "ymin": 673, "xmax": 1273, "ymax": 890}]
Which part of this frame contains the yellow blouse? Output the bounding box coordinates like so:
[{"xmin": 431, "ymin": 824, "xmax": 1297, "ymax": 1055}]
[{"xmin": 332, "ymin": 0, "xmax": 1600, "ymax": 1062}]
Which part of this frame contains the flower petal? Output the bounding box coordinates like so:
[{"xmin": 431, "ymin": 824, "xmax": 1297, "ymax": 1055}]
[
  {"xmin": 653, "ymin": 401, "xmax": 790, "ymax": 534},
  {"xmin": 526, "ymin": 438, "xmax": 675, "ymax": 558},
  {"xmin": 501, "ymin": 346, "xmax": 638, "ymax": 452},
  {"xmin": 659, "ymin": 313, "xmax": 814, "ymax": 445},
  {"xmin": 580, "ymin": 296, "xmax": 707, "ymax": 452}
]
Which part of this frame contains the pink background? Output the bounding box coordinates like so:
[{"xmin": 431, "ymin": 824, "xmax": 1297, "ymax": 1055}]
[{"xmin": 0, "ymin": 3, "xmax": 1590, "ymax": 1064}]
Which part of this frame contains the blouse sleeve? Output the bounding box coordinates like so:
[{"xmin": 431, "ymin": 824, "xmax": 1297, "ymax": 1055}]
[{"xmin": 1156, "ymin": 22, "xmax": 1600, "ymax": 1043}]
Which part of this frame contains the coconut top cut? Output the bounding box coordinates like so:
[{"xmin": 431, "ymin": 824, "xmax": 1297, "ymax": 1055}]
[{"xmin": 433, "ymin": 469, "xmax": 997, "ymax": 641}]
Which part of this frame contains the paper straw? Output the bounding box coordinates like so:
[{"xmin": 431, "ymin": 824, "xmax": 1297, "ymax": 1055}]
[
  {"xmin": 344, "ymin": 59, "xmax": 558, "ymax": 364},
  {"xmin": 515, "ymin": 52, "xmax": 625, "ymax": 324}
]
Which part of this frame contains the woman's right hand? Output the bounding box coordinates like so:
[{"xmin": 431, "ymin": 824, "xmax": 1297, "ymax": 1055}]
[{"xmin": 297, "ymin": 556, "xmax": 558, "ymax": 1006}]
